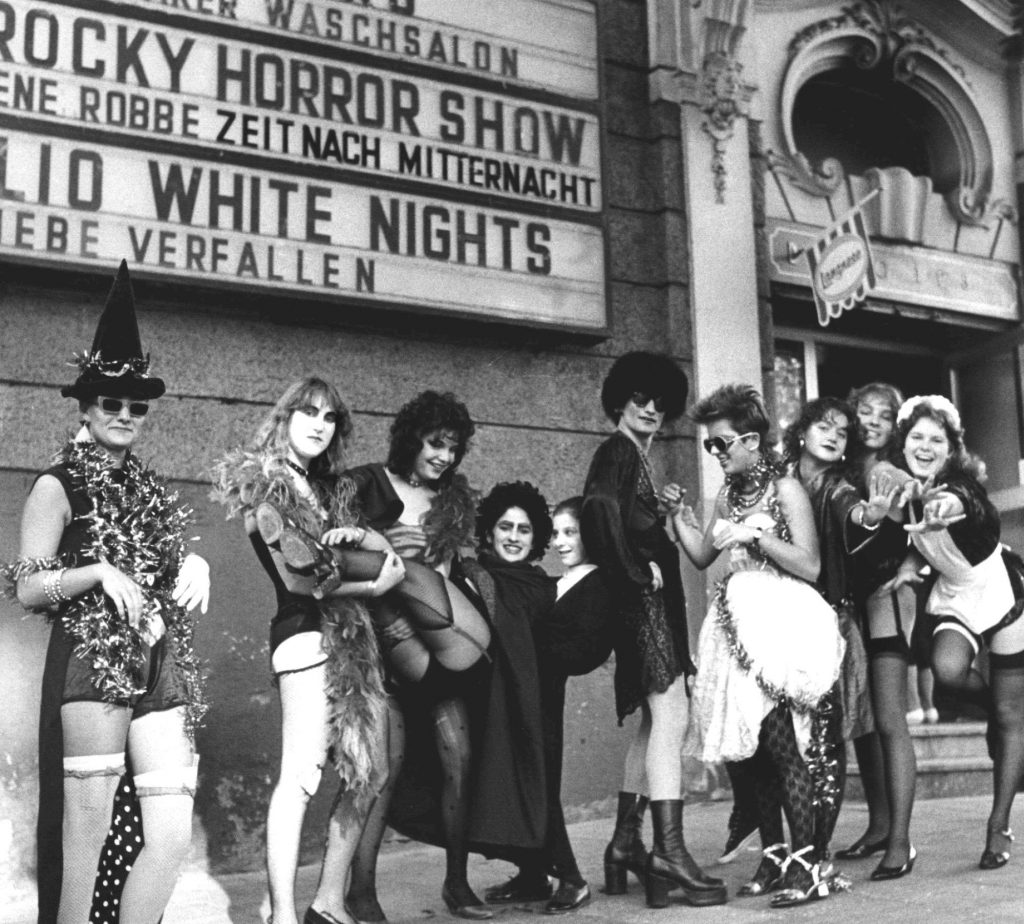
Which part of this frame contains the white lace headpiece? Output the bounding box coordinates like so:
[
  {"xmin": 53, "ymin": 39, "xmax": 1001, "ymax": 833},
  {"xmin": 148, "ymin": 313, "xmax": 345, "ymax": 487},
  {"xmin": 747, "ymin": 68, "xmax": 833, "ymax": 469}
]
[{"xmin": 896, "ymin": 395, "xmax": 962, "ymax": 432}]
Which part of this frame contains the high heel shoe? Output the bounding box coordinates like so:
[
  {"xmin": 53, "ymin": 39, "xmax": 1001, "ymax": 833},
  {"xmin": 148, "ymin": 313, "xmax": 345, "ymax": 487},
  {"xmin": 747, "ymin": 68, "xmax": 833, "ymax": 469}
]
[
  {"xmin": 644, "ymin": 799, "xmax": 727, "ymax": 908},
  {"xmin": 834, "ymin": 833, "xmax": 889, "ymax": 860},
  {"xmin": 304, "ymin": 907, "xmax": 351, "ymax": 924},
  {"xmin": 442, "ymin": 879, "xmax": 493, "ymax": 920},
  {"xmin": 602, "ymin": 792, "xmax": 649, "ymax": 894},
  {"xmin": 770, "ymin": 845, "xmax": 830, "ymax": 908},
  {"xmin": 980, "ymin": 827, "xmax": 1014, "ymax": 870},
  {"xmin": 870, "ymin": 845, "xmax": 917, "ymax": 880},
  {"xmin": 737, "ymin": 843, "xmax": 786, "ymax": 896},
  {"xmin": 345, "ymin": 889, "xmax": 387, "ymax": 923},
  {"xmin": 255, "ymin": 502, "xmax": 384, "ymax": 599}
]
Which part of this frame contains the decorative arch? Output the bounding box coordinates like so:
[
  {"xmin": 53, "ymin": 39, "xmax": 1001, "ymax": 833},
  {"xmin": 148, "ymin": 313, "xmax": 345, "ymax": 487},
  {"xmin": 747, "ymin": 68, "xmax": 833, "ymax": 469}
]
[{"xmin": 772, "ymin": 1, "xmax": 1014, "ymax": 228}]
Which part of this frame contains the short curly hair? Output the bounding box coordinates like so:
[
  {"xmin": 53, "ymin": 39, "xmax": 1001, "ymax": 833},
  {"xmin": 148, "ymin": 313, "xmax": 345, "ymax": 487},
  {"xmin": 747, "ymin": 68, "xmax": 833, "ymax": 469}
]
[
  {"xmin": 476, "ymin": 481, "xmax": 553, "ymax": 562},
  {"xmin": 895, "ymin": 398, "xmax": 973, "ymax": 478},
  {"xmin": 386, "ymin": 390, "xmax": 475, "ymax": 485},
  {"xmin": 690, "ymin": 383, "xmax": 772, "ymax": 441},
  {"xmin": 781, "ymin": 397, "xmax": 860, "ymax": 465},
  {"xmin": 601, "ymin": 352, "xmax": 689, "ymax": 423}
]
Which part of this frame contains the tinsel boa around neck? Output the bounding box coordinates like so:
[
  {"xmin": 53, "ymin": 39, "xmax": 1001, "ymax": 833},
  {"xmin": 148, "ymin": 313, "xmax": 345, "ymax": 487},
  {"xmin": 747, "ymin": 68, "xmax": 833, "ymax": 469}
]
[{"xmin": 4, "ymin": 440, "xmax": 207, "ymax": 736}]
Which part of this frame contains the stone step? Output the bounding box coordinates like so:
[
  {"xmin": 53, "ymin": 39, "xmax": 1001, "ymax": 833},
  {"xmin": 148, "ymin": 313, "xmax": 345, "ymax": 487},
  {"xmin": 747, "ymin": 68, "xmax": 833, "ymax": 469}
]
[{"xmin": 845, "ymin": 721, "xmax": 993, "ymax": 801}]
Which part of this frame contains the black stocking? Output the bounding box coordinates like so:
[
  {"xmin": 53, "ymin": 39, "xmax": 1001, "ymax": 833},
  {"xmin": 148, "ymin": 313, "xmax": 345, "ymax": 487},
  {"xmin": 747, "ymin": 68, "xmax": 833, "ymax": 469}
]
[
  {"xmin": 347, "ymin": 700, "xmax": 405, "ymax": 918},
  {"xmin": 988, "ymin": 663, "xmax": 1024, "ymax": 839},
  {"xmin": 852, "ymin": 732, "xmax": 891, "ymax": 841},
  {"xmin": 758, "ymin": 703, "xmax": 816, "ymax": 885},
  {"xmin": 870, "ymin": 653, "xmax": 916, "ymax": 866},
  {"xmin": 432, "ymin": 697, "xmax": 476, "ymax": 893}
]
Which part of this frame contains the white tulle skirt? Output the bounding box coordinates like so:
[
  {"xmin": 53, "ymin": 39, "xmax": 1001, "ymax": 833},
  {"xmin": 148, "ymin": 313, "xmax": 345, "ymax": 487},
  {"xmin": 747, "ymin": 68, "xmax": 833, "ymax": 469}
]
[{"xmin": 685, "ymin": 569, "xmax": 845, "ymax": 764}]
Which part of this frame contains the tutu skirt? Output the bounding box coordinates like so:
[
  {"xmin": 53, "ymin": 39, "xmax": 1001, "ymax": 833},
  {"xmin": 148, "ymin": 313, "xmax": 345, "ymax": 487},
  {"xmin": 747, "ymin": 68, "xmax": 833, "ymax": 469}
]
[{"xmin": 686, "ymin": 569, "xmax": 845, "ymax": 763}]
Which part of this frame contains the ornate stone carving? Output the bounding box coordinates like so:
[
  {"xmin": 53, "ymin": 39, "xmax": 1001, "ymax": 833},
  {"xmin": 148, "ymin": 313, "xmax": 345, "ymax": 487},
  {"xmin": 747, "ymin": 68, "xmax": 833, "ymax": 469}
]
[
  {"xmin": 700, "ymin": 50, "xmax": 743, "ymax": 203},
  {"xmin": 775, "ymin": 0, "xmax": 1013, "ymax": 228},
  {"xmin": 647, "ymin": 0, "xmax": 751, "ymax": 202}
]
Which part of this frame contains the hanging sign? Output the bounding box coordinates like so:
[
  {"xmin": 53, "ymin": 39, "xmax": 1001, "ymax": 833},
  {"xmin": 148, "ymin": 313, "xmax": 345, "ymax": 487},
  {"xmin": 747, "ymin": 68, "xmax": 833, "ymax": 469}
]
[{"xmin": 804, "ymin": 192, "xmax": 878, "ymax": 326}]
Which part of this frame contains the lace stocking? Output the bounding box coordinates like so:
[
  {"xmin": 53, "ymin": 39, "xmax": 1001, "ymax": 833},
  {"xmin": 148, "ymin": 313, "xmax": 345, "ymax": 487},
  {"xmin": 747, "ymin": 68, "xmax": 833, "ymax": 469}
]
[
  {"xmin": 433, "ymin": 698, "xmax": 473, "ymax": 884},
  {"xmin": 758, "ymin": 704, "xmax": 816, "ymax": 858}
]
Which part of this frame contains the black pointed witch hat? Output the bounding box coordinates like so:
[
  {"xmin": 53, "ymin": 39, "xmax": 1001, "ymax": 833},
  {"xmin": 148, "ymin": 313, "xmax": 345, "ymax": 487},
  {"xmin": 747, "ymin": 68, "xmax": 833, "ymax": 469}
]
[{"xmin": 61, "ymin": 260, "xmax": 165, "ymax": 400}]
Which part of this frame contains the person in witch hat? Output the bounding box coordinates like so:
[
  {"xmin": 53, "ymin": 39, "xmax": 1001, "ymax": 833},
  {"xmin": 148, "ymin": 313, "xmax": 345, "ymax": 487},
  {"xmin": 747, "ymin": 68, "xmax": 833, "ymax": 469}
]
[{"xmin": 4, "ymin": 259, "xmax": 210, "ymax": 924}]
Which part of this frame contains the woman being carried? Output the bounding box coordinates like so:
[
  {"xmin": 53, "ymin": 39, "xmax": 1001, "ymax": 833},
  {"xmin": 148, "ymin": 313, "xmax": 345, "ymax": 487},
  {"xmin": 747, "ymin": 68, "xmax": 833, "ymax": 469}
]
[
  {"xmin": 213, "ymin": 376, "xmax": 404, "ymax": 924},
  {"xmin": 5, "ymin": 260, "xmax": 210, "ymax": 924},
  {"xmin": 346, "ymin": 390, "xmax": 493, "ymax": 921},
  {"xmin": 671, "ymin": 384, "xmax": 844, "ymax": 908},
  {"xmin": 581, "ymin": 352, "xmax": 725, "ymax": 910}
]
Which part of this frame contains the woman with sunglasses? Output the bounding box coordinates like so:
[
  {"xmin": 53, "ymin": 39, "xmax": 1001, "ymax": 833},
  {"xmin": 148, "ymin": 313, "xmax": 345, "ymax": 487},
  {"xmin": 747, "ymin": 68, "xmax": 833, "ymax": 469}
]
[
  {"xmin": 580, "ymin": 352, "xmax": 726, "ymax": 910},
  {"xmin": 213, "ymin": 376, "xmax": 405, "ymax": 924},
  {"xmin": 5, "ymin": 261, "xmax": 210, "ymax": 924},
  {"xmin": 887, "ymin": 396, "xmax": 1024, "ymax": 873},
  {"xmin": 670, "ymin": 384, "xmax": 844, "ymax": 908}
]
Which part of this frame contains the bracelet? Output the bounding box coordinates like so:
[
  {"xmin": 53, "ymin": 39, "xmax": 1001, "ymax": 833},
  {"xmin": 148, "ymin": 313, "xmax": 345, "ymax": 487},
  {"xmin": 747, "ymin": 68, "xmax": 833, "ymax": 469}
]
[
  {"xmin": 752, "ymin": 526, "xmax": 764, "ymax": 547},
  {"xmin": 43, "ymin": 568, "xmax": 71, "ymax": 606},
  {"xmin": 367, "ymin": 578, "xmax": 378, "ymax": 596},
  {"xmin": 857, "ymin": 503, "xmax": 881, "ymax": 531}
]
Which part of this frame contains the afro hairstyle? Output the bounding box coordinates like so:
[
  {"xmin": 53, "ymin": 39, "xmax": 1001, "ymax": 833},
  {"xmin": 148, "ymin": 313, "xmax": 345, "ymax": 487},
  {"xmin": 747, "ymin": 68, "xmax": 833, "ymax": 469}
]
[{"xmin": 601, "ymin": 351, "xmax": 688, "ymax": 423}]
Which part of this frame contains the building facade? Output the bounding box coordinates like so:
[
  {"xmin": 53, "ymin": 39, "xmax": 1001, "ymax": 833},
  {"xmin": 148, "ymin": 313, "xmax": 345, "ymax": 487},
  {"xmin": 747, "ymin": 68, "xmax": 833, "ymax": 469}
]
[{"xmin": 1, "ymin": 0, "xmax": 1021, "ymax": 900}]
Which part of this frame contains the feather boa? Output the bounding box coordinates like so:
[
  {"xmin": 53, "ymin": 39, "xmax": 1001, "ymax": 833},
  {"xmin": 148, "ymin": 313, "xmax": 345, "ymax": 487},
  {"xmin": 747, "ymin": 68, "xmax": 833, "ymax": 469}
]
[
  {"xmin": 3, "ymin": 440, "xmax": 207, "ymax": 738},
  {"xmin": 422, "ymin": 472, "xmax": 478, "ymax": 564},
  {"xmin": 211, "ymin": 447, "xmax": 386, "ymax": 801}
]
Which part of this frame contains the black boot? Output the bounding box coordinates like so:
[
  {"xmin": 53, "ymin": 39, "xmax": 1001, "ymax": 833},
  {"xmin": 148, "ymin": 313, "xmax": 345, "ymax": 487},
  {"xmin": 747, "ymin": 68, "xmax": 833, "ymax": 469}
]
[
  {"xmin": 603, "ymin": 792, "xmax": 649, "ymax": 894},
  {"xmin": 645, "ymin": 799, "xmax": 727, "ymax": 908}
]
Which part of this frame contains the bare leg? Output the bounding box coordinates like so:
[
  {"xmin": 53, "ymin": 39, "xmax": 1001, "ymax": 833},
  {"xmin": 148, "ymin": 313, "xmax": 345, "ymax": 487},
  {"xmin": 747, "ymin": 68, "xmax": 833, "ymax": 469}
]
[
  {"xmin": 57, "ymin": 701, "xmax": 131, "ymax": 924},
  {"xmin": 119, "ymin": 707, "xmax": 196, "ymax": 923},
  {"xmin": 622, "ymin": 705, "xmax": 651, "ymax": 795},
  {"xmin": 646, "ymin": 676, "xmax": 688, "ymax": 800},
  {"xmin": 267, "ymin": 661, "xmax": 331, "ymax": 924}
]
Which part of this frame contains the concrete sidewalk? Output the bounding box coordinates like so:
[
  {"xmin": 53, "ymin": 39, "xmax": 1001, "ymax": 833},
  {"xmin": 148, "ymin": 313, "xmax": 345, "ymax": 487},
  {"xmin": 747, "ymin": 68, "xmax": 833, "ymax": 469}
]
[{"xmin": 8, "ymin": 796, "xmax": 1021, "ymax": 923}]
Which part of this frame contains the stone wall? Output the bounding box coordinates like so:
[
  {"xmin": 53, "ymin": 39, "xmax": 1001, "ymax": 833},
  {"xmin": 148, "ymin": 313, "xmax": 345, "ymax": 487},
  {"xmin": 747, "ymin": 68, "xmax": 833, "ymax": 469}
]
[{"xmin": 0, "ymin": 0, "xmax": 702, "ymax": 880}]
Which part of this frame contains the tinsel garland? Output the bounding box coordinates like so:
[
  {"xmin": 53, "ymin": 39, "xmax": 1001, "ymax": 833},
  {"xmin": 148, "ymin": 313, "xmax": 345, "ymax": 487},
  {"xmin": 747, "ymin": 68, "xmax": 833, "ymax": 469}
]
[
  {"xmin": 710, "ymin": 574, "xmax": 822, "ymax": 716},
  {"xmin": 4, "ymin": 441, "xmax": 207, "ymax": 737},
  {"xmin": 804, "ymin": 691, "xmax": 841, "ymax": 812}
]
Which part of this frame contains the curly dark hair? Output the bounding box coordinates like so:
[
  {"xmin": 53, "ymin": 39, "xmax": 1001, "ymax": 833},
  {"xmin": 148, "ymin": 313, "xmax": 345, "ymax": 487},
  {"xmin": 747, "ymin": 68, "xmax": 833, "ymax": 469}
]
[
  {"xmin": 781, "ymin": 397, "xmax": 861, "ymax": 466},
  {"xmin": 386, "ymin": 390, "xmax": 475, "ymax": 485},
  {"xmin": 475, "ymin": 481, "xmax": 553, "ymax": 562},
  {"xmin": 601, "ymin": 352, "xmax": 689, "ymax": 423},
  {"xmin": 690, "ymin": 383, "xmax": 772, "ymax": 441}
]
